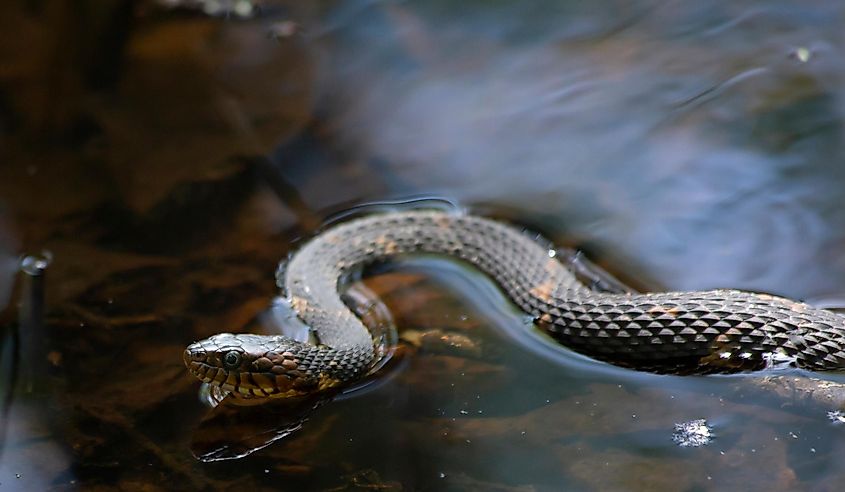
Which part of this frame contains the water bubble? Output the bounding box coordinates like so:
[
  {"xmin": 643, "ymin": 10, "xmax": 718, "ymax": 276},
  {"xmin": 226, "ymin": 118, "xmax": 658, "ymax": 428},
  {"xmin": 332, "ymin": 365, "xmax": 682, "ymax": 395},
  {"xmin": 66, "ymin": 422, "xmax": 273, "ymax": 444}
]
[
  {"xmin": 269, "ymin": 21, "xmax": 298, "ymax": 39},
  {"xmin": 672, "ymin": 419, "xmax": 713, "ymax": 447},
  {"xmin": 439, "ymin": 473, "xmax": 446, "ymax": 479},
  {"xmin": 789, "ymin": 47, "xmax": 813, "ymax": 63},
  {"xmin": 547, "ymin": 249, "xmax": 556, "ymax": 258},
  {"xmin": 202, "ymin": 0, "xmax": 222, "ymax": 15},
  {"xmin": 232, "ymin": 0, "xmax": 253, "ymax": 17},
  {"xmin": 20, "ymin": 251, "xmax": 52, "ymax": 276}
]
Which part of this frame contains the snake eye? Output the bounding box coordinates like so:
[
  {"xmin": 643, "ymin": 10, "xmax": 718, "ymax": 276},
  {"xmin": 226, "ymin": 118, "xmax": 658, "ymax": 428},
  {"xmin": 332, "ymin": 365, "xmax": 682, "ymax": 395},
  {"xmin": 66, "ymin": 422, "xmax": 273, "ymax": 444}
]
[{"xmin": 222, "ymin": 351, "xmax": 242, "ymax": 369}]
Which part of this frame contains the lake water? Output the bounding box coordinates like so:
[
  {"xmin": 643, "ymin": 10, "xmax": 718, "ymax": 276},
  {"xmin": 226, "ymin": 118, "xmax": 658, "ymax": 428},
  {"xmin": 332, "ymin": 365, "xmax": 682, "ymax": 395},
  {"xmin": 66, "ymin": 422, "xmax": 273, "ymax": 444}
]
[{"xmin": 3, "ymin": 0, "xmax": 845, "ymax": 490}]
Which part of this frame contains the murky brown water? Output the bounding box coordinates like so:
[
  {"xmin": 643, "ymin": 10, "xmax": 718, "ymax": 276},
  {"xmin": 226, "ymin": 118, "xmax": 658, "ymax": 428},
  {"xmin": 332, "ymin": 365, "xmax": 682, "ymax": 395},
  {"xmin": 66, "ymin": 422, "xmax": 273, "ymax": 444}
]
[{"xmin": 4, "ymin": 0, "xmax": 845, "ymax": 490}]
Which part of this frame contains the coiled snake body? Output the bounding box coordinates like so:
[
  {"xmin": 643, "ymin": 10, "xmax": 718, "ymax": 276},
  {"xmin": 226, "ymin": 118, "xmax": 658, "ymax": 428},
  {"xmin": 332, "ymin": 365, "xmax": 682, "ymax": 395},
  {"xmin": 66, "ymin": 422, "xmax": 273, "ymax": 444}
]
[{"xmin": 184, "ymin": 211, "xmax": 845, "ymax": 398}]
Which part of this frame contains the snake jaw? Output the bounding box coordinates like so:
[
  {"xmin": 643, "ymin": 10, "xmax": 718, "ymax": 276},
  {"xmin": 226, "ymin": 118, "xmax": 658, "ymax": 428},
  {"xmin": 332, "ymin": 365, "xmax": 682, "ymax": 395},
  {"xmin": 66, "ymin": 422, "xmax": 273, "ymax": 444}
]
[{"xmin": 184, "ymin": 333, "xmax": 333, "ymax": 398}]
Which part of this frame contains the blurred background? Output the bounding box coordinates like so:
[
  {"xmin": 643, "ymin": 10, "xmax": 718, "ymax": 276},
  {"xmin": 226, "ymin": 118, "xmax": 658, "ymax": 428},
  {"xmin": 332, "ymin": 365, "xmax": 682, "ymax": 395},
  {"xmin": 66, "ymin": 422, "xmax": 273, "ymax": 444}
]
[{"xmin": 3, "ymin": 0, "xmax": 845, "ymax": 490}]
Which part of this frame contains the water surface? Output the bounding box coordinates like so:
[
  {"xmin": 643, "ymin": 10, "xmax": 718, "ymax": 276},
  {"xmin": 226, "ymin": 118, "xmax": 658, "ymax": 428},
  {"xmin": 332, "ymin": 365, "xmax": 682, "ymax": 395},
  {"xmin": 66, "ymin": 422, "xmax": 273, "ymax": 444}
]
[{"xmin": 3, "ymin": 0, "xmax": 845, "ymax": 490}]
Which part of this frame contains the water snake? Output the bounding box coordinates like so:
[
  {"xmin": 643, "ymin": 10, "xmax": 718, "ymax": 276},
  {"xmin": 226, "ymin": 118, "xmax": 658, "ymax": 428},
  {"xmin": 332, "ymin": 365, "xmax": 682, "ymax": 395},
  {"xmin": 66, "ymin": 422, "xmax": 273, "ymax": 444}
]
[{"xmin": 183, "ymin": 210, "xmax": 845, "ymax": 398}]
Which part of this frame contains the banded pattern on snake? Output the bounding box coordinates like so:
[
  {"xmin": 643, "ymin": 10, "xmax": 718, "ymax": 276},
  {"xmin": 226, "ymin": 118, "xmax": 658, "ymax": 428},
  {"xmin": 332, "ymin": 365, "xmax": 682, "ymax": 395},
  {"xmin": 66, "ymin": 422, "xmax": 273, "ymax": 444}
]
[{"xmin": 184, "ymin": 210, "xmax": 845, "ymax": 398}]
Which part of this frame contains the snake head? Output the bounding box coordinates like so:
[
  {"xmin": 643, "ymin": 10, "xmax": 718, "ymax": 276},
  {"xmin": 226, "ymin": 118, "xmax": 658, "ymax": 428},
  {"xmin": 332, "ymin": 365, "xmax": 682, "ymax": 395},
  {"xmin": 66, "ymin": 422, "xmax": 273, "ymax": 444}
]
[{"xmin": 184, "ymin": 333, "xmax": 324, "ymax": 398}]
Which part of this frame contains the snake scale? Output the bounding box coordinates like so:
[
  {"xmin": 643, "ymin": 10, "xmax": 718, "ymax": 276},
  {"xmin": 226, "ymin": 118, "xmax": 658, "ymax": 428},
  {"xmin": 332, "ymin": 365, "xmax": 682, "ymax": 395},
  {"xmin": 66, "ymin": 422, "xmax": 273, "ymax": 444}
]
[{"xmin": 184, "ymin": 210, "xmax": 845, "ymax": 399}]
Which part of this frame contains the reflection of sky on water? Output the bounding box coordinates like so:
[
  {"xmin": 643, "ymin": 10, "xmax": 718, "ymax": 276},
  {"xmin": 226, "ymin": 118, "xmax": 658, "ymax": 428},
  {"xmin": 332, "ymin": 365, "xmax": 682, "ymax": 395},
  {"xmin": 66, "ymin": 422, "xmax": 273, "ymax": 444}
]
[
  {"xmin": 304, "ymin": 0, "xmax": 845, "ymax": 302},
  {"xmin": 5, "ymin": 0, "xmax": 845, "ymax": 488}
]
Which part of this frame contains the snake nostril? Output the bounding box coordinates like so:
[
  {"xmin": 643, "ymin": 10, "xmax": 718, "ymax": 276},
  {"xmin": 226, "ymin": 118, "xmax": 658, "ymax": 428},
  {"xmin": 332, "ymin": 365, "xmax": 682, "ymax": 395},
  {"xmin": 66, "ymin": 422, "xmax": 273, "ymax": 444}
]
[
  {"xmin": 183, "ymin": 349, "xmax": 191, "ymax": 366},
  {"xmin": 184, "ymin": 346, "xmax": 205, "ymax": 366}
]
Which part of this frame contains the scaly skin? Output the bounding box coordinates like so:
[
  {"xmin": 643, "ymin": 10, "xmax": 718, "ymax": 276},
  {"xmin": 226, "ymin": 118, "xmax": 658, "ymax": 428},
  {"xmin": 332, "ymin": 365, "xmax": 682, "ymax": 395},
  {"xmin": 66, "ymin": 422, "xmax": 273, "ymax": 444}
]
[{"xmin": 184, "ymin": 210, "xmax": 845, "ymax": 397}]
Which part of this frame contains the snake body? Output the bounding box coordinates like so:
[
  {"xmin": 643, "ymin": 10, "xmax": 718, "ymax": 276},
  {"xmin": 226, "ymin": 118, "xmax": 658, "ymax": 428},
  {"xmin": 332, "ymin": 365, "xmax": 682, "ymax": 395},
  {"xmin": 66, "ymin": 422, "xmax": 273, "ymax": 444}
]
[{"xmin": 184, "ymin": 211, "xmax": 845, "ymax": 398}]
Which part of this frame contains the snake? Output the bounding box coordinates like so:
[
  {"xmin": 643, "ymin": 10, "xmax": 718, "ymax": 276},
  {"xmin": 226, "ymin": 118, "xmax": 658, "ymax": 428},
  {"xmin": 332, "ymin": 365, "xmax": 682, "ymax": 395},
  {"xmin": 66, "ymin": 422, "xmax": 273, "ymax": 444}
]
[{"xmin": 183, "ymin": 210, "xmax": 845, "ymax": 399}]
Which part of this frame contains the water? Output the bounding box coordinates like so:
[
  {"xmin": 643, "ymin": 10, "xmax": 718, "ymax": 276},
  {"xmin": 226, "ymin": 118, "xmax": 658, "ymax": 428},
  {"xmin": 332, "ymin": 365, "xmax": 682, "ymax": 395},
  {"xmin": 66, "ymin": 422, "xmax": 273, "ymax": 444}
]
[{"xmin": 3, "ymin": 0, "xmax": 845, "ymax": 490}]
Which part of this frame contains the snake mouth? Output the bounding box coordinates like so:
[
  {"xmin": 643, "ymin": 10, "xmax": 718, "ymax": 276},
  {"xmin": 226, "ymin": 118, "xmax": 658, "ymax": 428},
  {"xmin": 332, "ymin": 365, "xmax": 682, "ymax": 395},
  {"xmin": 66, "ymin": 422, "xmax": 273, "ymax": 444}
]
[
  {"xmin": 186, "ymin": 361, "xmax": 281, "ymax": 397},
  {"xmin": 183, "ymin": 333, "xmax": 349, "ymax": 399},
  {"xmin": 183, "ymin": 345, "xmax": 319, "ymax": 398}
]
